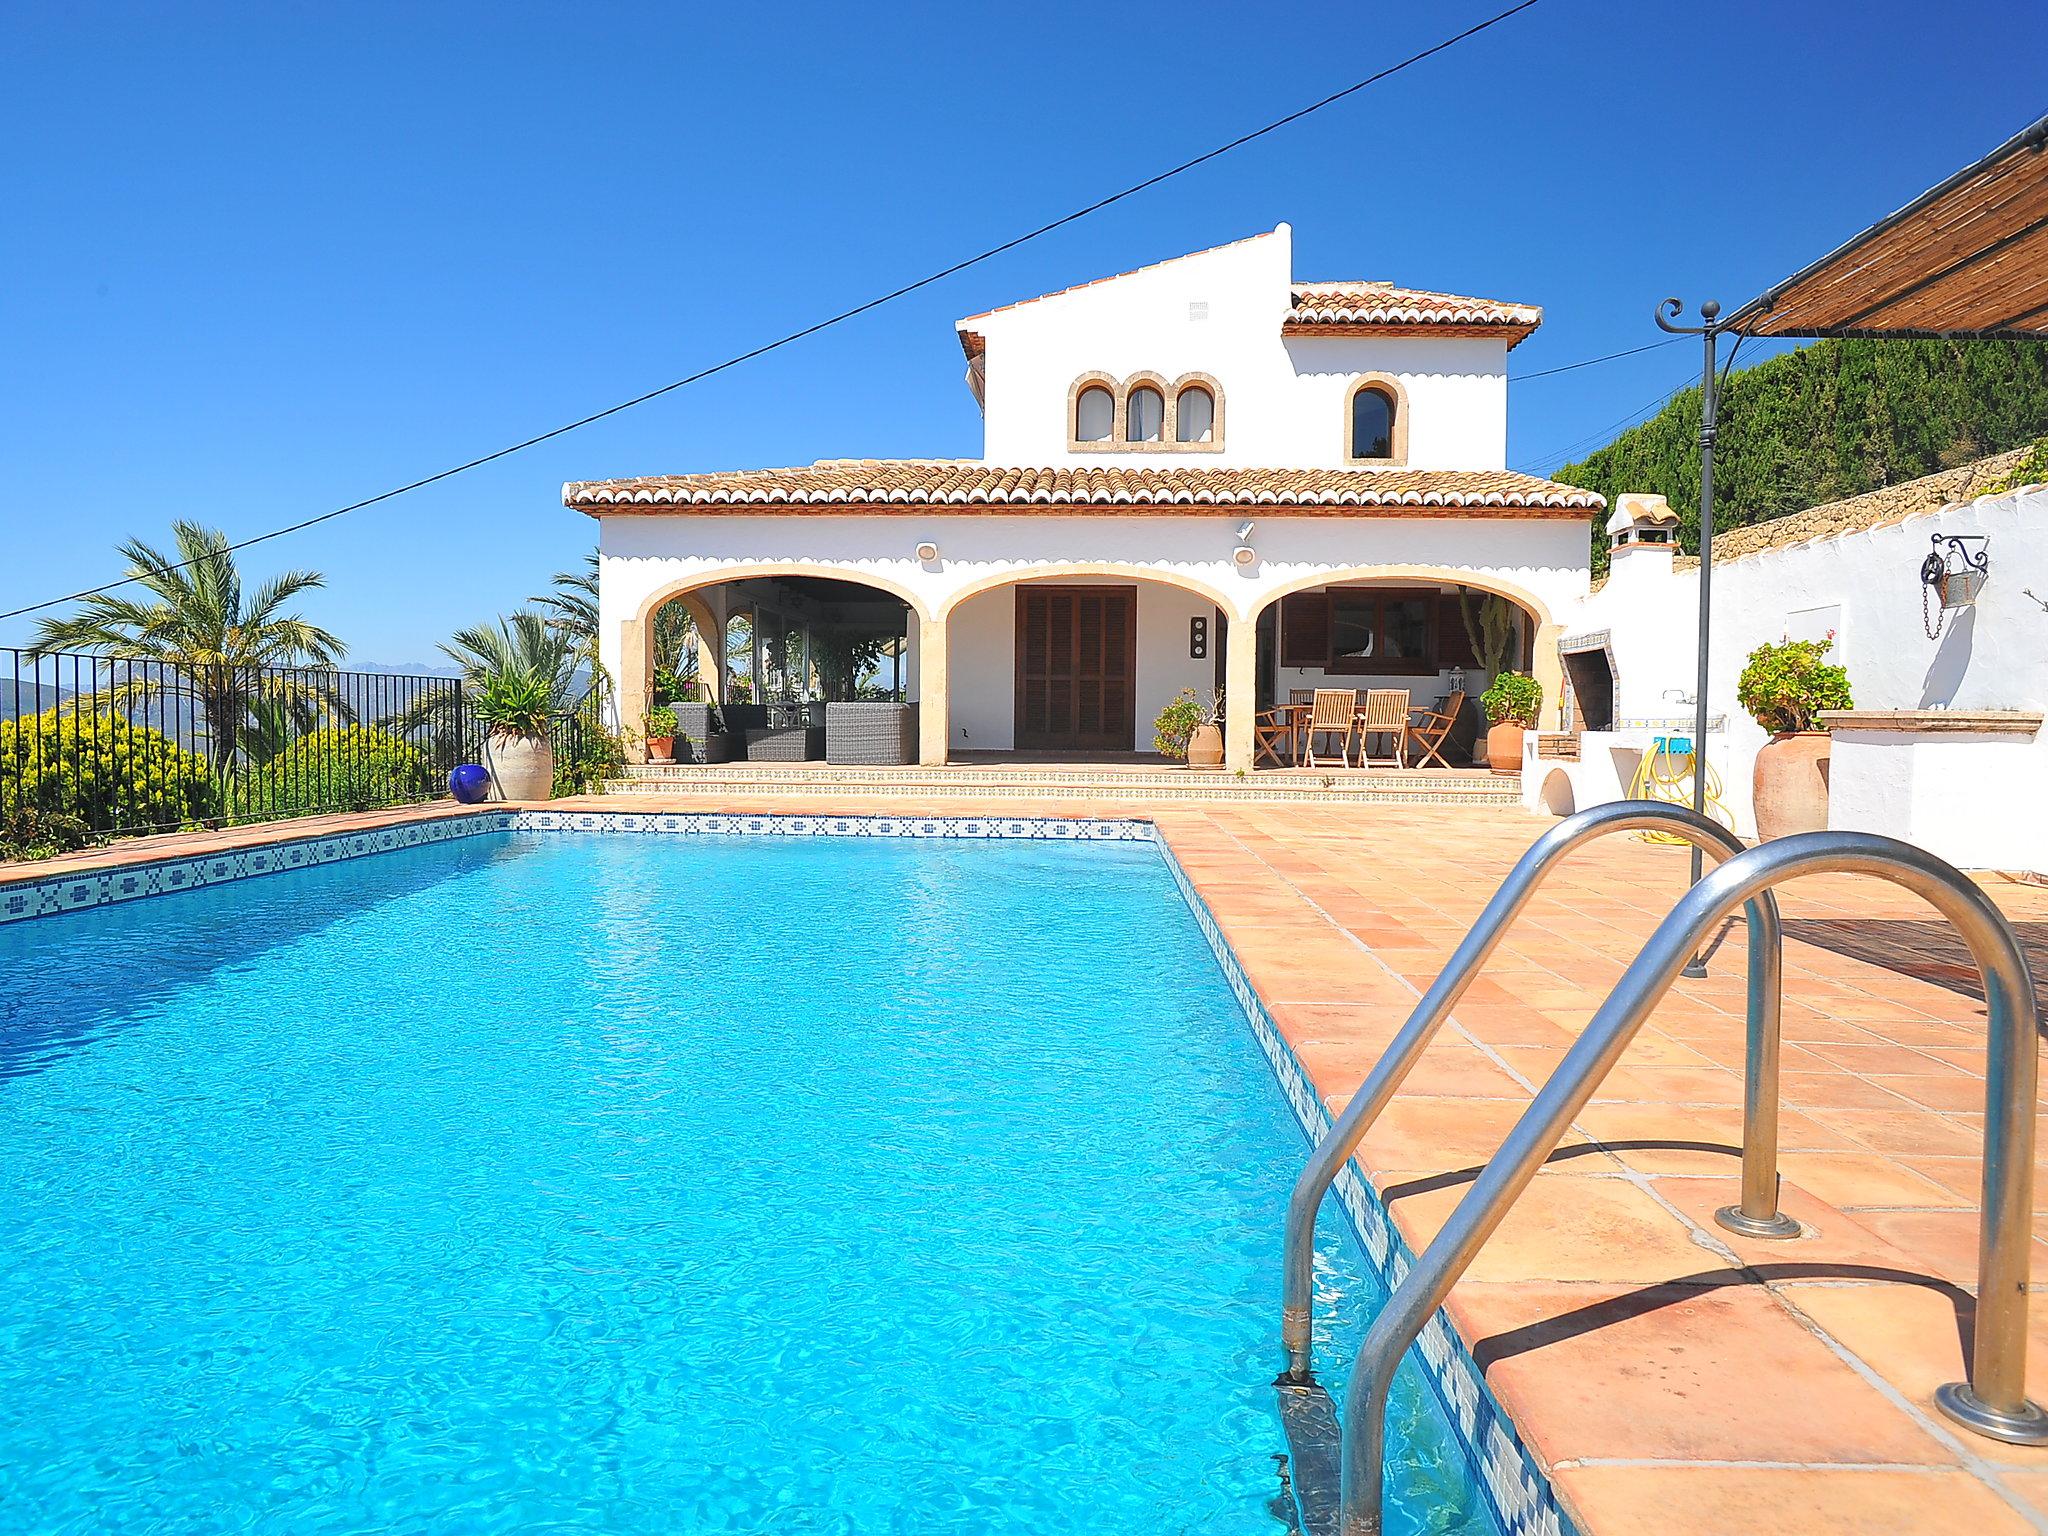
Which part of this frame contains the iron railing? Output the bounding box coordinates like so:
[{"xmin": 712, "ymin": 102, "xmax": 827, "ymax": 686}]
[{"xmin": 1, "ymin": 647, "xmax": 476, "ymax": 838}]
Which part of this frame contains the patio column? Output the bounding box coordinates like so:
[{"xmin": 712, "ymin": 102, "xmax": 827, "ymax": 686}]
[
  {"xmin": 619, "ymin": 614, "xmax": 649, "ymax": 764},
  {"xmin": 1533, "ymin": 621, "xmax": 1566, "ymax": 730},
  {"xmin": 1225, "ymin": 612, "xmax": 1256, "ymax": 772},
  {"xmin": 918, "ymin": 614, "xmax": 949, "ymax": 765},
  {"xmin": 695, "ymin": 623, "xmax": 723, "ymax": 703}
]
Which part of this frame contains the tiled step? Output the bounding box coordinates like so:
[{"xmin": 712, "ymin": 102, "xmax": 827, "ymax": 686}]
[{"xmin": 602, "ymin": 766, "xmax": 1522, "ymax": 805}]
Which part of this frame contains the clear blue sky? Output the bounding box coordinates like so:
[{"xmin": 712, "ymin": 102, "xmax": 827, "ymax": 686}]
[{"xmin": 5, "ymin": 0, "xmax": 2042, "ymax": 663}]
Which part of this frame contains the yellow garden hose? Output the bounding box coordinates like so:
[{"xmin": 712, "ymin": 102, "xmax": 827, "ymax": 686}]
[{"xmin": 1628, "ymin": 735, "xmax": 1732, "ymax": 842}]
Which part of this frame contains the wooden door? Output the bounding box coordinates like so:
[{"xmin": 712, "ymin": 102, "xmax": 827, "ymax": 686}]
[{"xmin": 1014, "ymin": 586, "xmax": 1137, "ymax": 752}]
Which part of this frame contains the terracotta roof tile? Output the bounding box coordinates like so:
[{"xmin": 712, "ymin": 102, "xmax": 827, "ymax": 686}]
[
  {"xmin": 565, "ymin": 460, "xmax": 1604, "ymax": 516},
  {"xmin": 1287, "ymin": 282, "xmax": 1541, "ymax": 346}
]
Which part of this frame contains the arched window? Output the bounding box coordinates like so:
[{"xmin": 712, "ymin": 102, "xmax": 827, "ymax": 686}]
[
  {"xmin": 1351, "ymin": 385, "xmax": 1396, "ymax": 461},
  {"xmin": 1125, "ymin": 385, "xmax": 1164, "ymax": 443},
  {"xmin": 1074, "ymin": 385, "xmax": 1114, "ymax": 443},
  {"xmin": 1174, "ymin": 385, "xmax": 1215, "ymax": 444}
]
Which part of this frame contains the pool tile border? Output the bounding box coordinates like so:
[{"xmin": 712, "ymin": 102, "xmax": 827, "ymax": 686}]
[
  {"xmin": 1154, "ymin": 838, "xmax": 1572, "ymax": 1536},
  {"xmin": 0, "ymin": 809, "xmax": 1155, "ymax": 925},
  {"xmin": 0, "ymin": 805, "xmax": 1565, "ymax": 1535}
]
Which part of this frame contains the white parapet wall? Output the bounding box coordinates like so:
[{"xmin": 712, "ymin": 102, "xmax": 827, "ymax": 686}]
[{"xmin": 1527, "ymin": 470, "xmax": 2048, "ymax": 874}]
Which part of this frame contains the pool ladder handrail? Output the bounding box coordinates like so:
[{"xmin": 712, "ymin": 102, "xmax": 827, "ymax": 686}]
[
  {"xmin": 1280, "ymin": 799, "xmax": 1794, "ymax": 1388},
  {"xmin": 1337, "ymin": 829, "xmax": 2048, "ymax": 1536}
]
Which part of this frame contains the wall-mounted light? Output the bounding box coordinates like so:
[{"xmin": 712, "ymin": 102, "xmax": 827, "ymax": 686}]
[
  {"xmin": 915, "ymin": 541, "xmax": 939, "ymax": 564},
  {"xmin": 1232, "ymin": 545, "xmax": 1258, "ymax": 568},
  {"xmin": 1236, "ymin": 520, "xmax": 1255, "ymax": 541}
]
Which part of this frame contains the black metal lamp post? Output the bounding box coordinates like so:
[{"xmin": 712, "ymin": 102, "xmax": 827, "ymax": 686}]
[{"xmin": 1653, "ymin": 297, "xmax": 1726, "ymax": 974}]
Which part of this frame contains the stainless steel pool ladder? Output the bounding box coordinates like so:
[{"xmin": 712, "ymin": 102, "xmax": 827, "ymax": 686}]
[
  {"xmin": 1280, "ymin": 800, "xmax": 1794, "ymax": 1391},
  {"xmin": 1315, "ymin": 827, "xmax": 2047, "ymax": 1536}
]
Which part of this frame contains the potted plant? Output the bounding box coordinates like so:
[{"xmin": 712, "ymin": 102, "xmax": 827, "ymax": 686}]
[
  {"xmin": 1154, "ymin": 688, "xmax": 1225, "ymax": 768},
  {"xmin": 1737, "ymin": 638, "xmax": 1852, "ymax": 840},
  {"xmin": 645, "ymin": 705, "xmax": 679, "ymax": 765},
  {"xmin": 474, "ymin": 667, "xmax": 557, "ymax": 801},
  {"xmin": 1479, "ymin": 671, "xmax": 1541, "ymax": 776}
]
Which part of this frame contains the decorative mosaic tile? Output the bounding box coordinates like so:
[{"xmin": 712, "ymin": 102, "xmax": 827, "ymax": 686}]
[
  {"xmin": 0, "ymin": 811, "xmax": 517, "ymax": 926},
  {"xmin": 509, "ymin": 809, "xmax": 1155, "ymax": 842},
  {"xmin": 1151, "ymin": 838, "xmax": 1575, "ymax": 1536}
]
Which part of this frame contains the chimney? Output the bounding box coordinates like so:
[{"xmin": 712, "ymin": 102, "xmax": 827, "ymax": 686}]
[{"xmin": 1606, "ymin": 493, "xmax": 1679, "ymax": 573}]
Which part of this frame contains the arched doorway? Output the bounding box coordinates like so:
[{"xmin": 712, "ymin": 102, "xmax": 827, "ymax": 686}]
[
  {"xmin": 939, "ymin": 568, "xmax": 1234, "ymax": 759},
  {"xmin": 1247, "ymin": 569, "xmax": 1558, "ymax": 767}
]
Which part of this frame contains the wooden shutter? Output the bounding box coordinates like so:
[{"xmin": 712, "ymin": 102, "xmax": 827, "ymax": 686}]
[
  {"xmin": 1280, "ymin": 592, "xmax": 1329, "ymax": 667},
  {"xmin": 1436, "ymin": 592, "xmax": 1479, "ymax": 668}
]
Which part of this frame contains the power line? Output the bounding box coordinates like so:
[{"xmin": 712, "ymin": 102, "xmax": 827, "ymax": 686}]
[
  {"xmin": 1511, "ymin": 335, "xmax": 1685, "ymax": 382},
  {"xmin": 1, "ymin": 0, "xmax": 1544, "ymax": 627},
  {"xmin": 1517, "ymin": 371, "xmax": 1698, "ymax": 475}
]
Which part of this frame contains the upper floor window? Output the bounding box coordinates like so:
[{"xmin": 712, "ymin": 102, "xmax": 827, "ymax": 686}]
[
  {"xmin": 1068, "ymin": 373, "xmax": 1223, "ymax": 452},
  {"xmin": 1074, "ymin": 385, "xmax": 1114, "ymax": 443},
  {"xmin": 1346, "ymin": 375, "xmax": 1407, "ymax": 465},
  {"xmin": 1126, "ymin": 385, "xmax": 1164, "ymax": 443}
]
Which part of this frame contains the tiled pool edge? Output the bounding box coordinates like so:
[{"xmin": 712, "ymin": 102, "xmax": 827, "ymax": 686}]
[
  {"xmin": 0, "ymin": 807, "xmax": 1155, "ymax": 923},
  {"xmin": 0, "ymin": 804, "xmax": 1569, "ymax": 1535},
  {"xmin": 1153, "ymin": 836, "xmax": 1574, "ymax": 1536}
]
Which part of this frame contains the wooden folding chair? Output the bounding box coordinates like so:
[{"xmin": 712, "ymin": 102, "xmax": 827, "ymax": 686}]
[
  {"xmin": 1406, "ymin": 689, "xmax": 1465, "ymax": 769},
  {"xmin": 1253, "ymin": 707, "xmax": 1296, "ymax": 767},
  {"xmin": 1302, "ymin": 689, "xmax": 1357, "ymax": 768},
  {"xmin": 1355, "ymin": 689, "xmax": 1411, "ymax": 768}
]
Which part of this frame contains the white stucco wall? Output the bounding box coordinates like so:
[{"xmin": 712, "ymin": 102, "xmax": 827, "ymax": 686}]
[
  {"xmin": 1531, "ymin": 482, "xmax": 2048, "ymax": 870},
  {"xmin": 970, "ymin": 224, "xmax": 1510, "ymax": 471}
]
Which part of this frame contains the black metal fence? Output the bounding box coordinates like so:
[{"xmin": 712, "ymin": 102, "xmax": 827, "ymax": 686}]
[{"xmin": 0, "ymin": 648, "xmax": 488, "ymax": 839}]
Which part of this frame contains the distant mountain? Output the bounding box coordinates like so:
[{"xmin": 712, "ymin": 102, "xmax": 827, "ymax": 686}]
[
  {"xmin": 0, "ymin": 677, "xmax": 74, "ymax": 721},
  {"xmin": 348, "ymin": 660, "xmax": 465, "ymax": 679}
]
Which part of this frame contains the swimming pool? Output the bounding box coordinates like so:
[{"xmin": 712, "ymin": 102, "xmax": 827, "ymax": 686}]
[{"xmin": 0, "ymin": 823, "xmax": 1497, "ymax": 1534}]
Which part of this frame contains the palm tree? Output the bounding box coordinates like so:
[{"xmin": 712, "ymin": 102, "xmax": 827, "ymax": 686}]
[
  {"xmin": 28, "ymin": 521, "xmax": 348, "ymax": 771},
  {"xmin": 384, "ymin": 612, "xmax": 580, "ymax": 760}
]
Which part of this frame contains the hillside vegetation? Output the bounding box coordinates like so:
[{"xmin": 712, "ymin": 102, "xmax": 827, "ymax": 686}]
[{"xmin": 1553, "ymin": 337, "xmax": 2048, "ymax": 570}]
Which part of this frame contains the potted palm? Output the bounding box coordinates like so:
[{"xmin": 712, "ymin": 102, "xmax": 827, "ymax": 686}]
[
  {"xmin": 1480, "ymin": 671, "xmax": 1541, "ymax": 776},
  {"xmin": 1737, "ymin": 638, "xmax": 1852, "ymax": 840},
  {"xmin": 475, "ymin": 668, "xmax": 557, "ymax": 801},
  {"xmin": 645, "ymin": 705, "xmax": 679, "ymax": 765}
]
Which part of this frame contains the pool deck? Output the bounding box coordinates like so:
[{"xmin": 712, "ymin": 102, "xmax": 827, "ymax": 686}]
[{"xmin": 10, "ymin": 795, "xmax": 2048, "ymax": 1534}]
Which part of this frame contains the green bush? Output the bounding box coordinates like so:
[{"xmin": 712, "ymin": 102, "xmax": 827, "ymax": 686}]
[
  {"xmin": 1480, "ymin": 671, "xmax": 1542, "ymax": 727},
  {"xmin": 0, "ymin": 806, "xmax": 94, "ymax": 861},
  {"xmin": 645, "ymin": 705, "xmax": 679, "ymax": 739},
  {"xmin": 0, "ymin": 706, "xmax": 215, "ymax": 834},
  {"xmin": 1152, "ymin": 691, "xmax": 1202, "ymax": 760},
  {"xmin": 1737, "ymin": 639, "xmax": 1853, "ymax": 735},
  {"xmin": 244, "ymin": 725, "xmax": 430, "ymax": 815}
]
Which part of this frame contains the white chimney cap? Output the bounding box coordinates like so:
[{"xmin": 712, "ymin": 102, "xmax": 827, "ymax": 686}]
[{"xmin": 1607, "ymin": 493, "xmax": 1678, "ymax": 536}]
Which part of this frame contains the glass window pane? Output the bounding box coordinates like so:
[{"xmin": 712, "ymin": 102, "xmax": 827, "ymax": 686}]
[
  {"xmin": 1351, "ymin": 387, "xmax": 1394, "ymax": 459},
  {"xmin": 1075, "ymin": 386, "xmax": 1113, "ymax": 442},
  {"xmin": 1384, "ymin": 597, "xmax": 1432, "ymax": 661},
  {"xmin": 1175, "ymin": 386, "xmax": 1214, "ymax": 443},
  {"xmin": 1329, "ymin": 591, "xmax": 1378, "ymax": 665},
  {"xmin": 1126, "ymin": 386, "xmax": 1164, "ymax": 442}
]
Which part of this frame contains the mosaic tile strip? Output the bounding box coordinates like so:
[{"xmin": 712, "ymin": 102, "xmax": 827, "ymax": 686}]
[
  {"xmin": 0, "ymin": 812, "xmax": 516, "ymax": 926},
  {"xmin": 0, "ymin": 809, "xmax": 1155, "ymax": 925},
  {"xmin": 1153, "ymin": 838, "xmax": 1574, "ymax": 1536}
]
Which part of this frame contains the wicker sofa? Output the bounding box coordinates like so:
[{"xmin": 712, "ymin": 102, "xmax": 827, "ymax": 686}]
[
  {"xmin": 729, "ymin": 702, "xmax": 826, "ymax": 762},
  {"xmin": 825, "ymin": 702, "xmax": 919, "ymax": 766},
  {"xmin": 665, "ymin": 702, "xmax": 732, "ymax": 765}
]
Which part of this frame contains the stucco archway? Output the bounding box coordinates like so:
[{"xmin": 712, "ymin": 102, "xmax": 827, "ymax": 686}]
[
  {"xmin": 1245, "ymin": 563, "xmax": 1567, "ymax": 738},
  {"xmin": 618, "ymin": 563, "xmax": 930, "ymax": 759}
]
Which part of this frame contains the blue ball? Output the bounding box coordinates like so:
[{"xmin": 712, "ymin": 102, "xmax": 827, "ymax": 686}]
[{"xmin": 449, "ymin": 763, "xmax": 492, "ymax": 804}]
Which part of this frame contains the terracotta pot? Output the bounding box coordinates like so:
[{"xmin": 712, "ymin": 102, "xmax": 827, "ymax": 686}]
[
  {"xmin": 1485, "ymin": 722, "xmax": 1526, "ymax": 777},
  {"xmin": 484, "ymin": 731, "xmax": 555, "ymax": 802},
  {"xmin": 1752, "ymin": 731, "xmax": 1831, "ymax": 841},
  {"xmin": 1186, "ymin": 722, "xmax": 1224, "ymax": 769},
  {"xmin": 647, "ymin": 736, "xmax": 675, "ymax": 765}
]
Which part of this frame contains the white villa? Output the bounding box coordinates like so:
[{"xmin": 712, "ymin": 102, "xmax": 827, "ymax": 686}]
[{"xmin": 569, "ymin": 224, "xmax": 1604, "ymax": 771}]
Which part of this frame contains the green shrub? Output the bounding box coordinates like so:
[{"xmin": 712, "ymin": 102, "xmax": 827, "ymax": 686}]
[
  {"xmin": 473, "ymin": 669, "xmax": 553, "ymax": 735},
  {"xmin": 1480, "ymin": 671, "xmax": 1542, "ymax": 727},
  {"xmin": 0, "ymin": 806, "xmax": 94, "ymax": 861},
  {"xmin": 244, "ymin": 725, "xmax": 430, "ymax": 815},
  {"xmin": 1152, "ymin": 691, "xmax": 1202, "ymax": 760},
  {"xmin": 0, "ymin": 706, "xmax": 215, "ymax": 834},
  {"xmin": 645, "ymin": 705, "xmax": 679, "ymax": 739},
  {"xmin": 1982, "ymin": 435, "xmax": 2048, "ymax": 496},
  {"xmin": 1737, "ymin": 639, "xmax": 1853, "ymax": 734}
]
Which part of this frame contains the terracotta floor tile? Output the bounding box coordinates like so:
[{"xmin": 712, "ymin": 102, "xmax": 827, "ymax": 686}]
[
  {"xmin": 1379, "ymin": 1172, "xmax": 1714, "ymax": 1284},
  {"xmin": 1651, "ymin": 1175, "xmax": 1922, "ymax": 1272},
  {"xmin": 1551, "ymin": 1466, "xmax": 2036, "ymax": 1536},
  {"xmin": 1778, "ymin": 1282, "xmax": 2048, "ymax": 1469},
  {"xmin": 1453, "ymin": 1281, "xmax": 1955, "ymax": 1466},
  {"xmin": 1775, "ymin": 1150, "xmax": 1973, "ymax": 1211}
]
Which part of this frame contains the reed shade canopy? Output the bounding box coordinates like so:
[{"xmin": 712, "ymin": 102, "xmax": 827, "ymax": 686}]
[{"xmin": 1726, "ymin": 113, "xmax": 2048, "ymax": 340}]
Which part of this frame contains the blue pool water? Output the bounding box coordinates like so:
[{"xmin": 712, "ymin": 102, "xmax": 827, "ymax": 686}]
[{"xmin": 0, "ymin": 831, "xmax": 1494, "ymax": 1535}]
